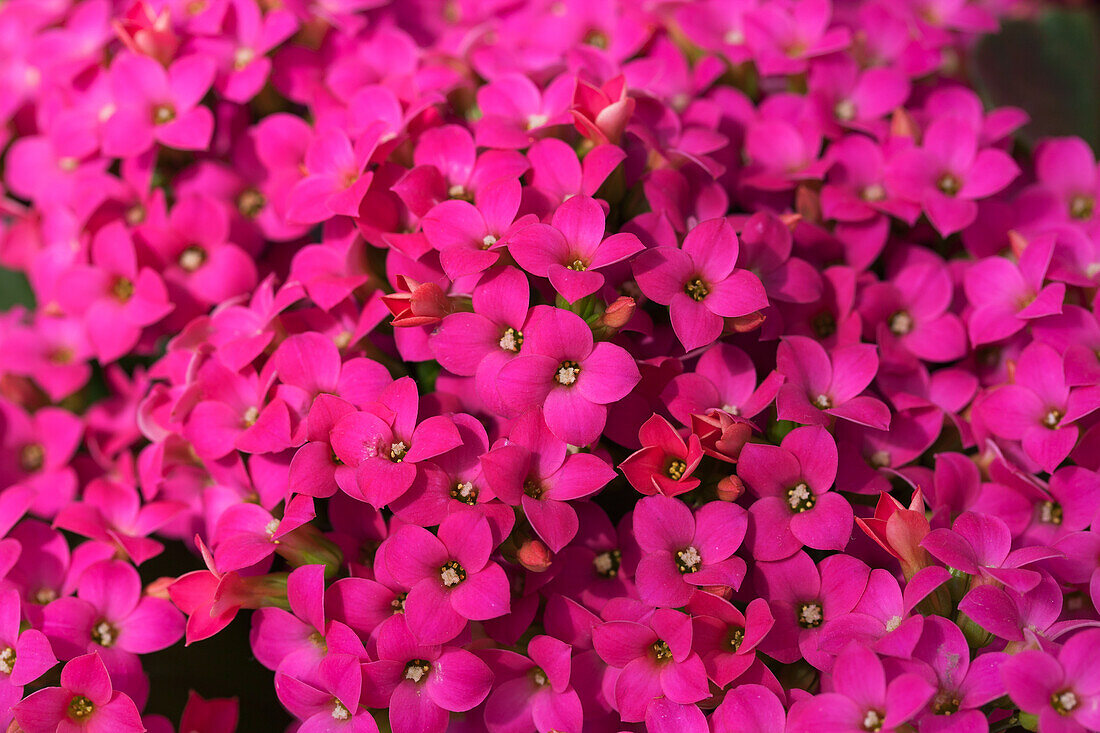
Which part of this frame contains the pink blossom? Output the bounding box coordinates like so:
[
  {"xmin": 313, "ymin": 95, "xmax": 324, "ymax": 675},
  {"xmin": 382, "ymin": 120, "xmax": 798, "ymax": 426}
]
[{"xmin": 13, "ymin": 652, "xmax": 144, "ymax": 733}]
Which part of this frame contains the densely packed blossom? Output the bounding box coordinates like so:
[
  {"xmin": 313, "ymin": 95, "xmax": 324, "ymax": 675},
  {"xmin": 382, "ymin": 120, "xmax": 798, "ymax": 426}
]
[{"xmin": 2, "ymin": 0, "xmax": 1100, "ymax": 731}]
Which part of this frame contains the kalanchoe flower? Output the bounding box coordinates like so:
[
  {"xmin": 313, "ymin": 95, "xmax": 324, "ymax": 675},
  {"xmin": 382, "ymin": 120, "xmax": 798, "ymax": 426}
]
[
  {"xmin": 619, "ymin": 414, "xmax": 704, "ymax": 497},
  {"xmin": 382, "ymin": 510, "xmax": 510, "ymax": 644},
  {"xmin": 0, "ymin": 588, "xmax": 57, "ymax": 717},
  {"xmin": 362, "ymin": 615, "xmax": 492, "ymax": 733},
  {"xmin": 633, "ymin": 217, "xmax": 768, "ymax": 351},
  {"xmin": 482, "ymin": 635, "xmax": 584, "ymax": 733},
  {"xmin": 13, "ymin": 652, "xmax": 144, "ymax": 733},
  {"xmin": 856, "ymin": 489, "xmax": 932, "ymax": 581},
  {"xmin": 496, "ymin": 306, "xmax": 640, "ymax": 446},
  {"xmin": 1001, "ymin": 628, "xmax": 1100, "ymax": 733},
  {"xmin": 633, "ymin": 494, "xmax": 747, "ymax": 607},
  {"xmin": 776, "ymin": 335, "xmax": 891, "ymax": 430},
  {"xmin": 739, "ymin": 426, "xmax": 854, "ymax": 560}
]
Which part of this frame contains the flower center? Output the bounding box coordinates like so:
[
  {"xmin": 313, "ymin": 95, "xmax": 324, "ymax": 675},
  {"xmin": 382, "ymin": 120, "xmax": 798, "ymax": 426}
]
[
  {"xmin": 178, "ymin": 245, "xmax": 207, "ymax": 272},
  {"xmin": 68, "ymin": 695, "xmax": 95, "ymax": 721},
  {"xmin": 50, "ymin": 347, "xmax": 74, "ymax": 365},
  {"xmin": 724, "ymin": 28, "xmax": 745, "ymax": 44},
  {"xmin": 666, "ymin": 459, "xmax": 687, "ymax": 480},
  {"xmin": 152, "ymin": 104, "xmax": 176, "ymax": 125},
  {"xmin": 238, "ymin": 189, "xmax": 266, "ymax": 217},
  {"xmin": 937, "ymin": 173, "xmax": 961, "ymax": 196},
  {"xmin": 499, "ymin": 327, "xmax": 523, "ymax": 353},
  {"xmin": 92, "ymin": 620, "xmax": 118, "ymax": 647},
  {"xmin": 861, "ymin": 184, "xmax": 886, "ymax": 202},
  {"xmin": 684, "ymin": 277, "xmax": 709, "ymax": 301},
  {"xmin": 1070, "ymin": 195, "xmax": 1095, "ymax": 220},
  {"xmin": 1052, "ymin": 689, "xmax": 1079, "ymax": 715},
  {"xmin": 1038, "ymin": 500, "xmax": 1064, "ymax": 525},
  {"xmin": 885, "ymin": 615, "xmax": 903, "ymax": 632},
  {"xmin": 404, "ymin": 659, "xmax": 431, "ymax": 683},
  {"xmin": 112, "ymin": 277, "xmax": 134, "ymax": 302},
  {"xmin": 1042, "ymin": 409, "xmax": 1063, "ymax": 428},
  {"xmin": 869, "ymin": 450, "xmax": 891, "ymax": 468},
  {"xmin": 450, "ymin": 481, "xmax": 479, "ymax": 505},
  {"xmin": 798, "ymin": 602, "xmax": 823, "ymax": 628},
  {"xmin": 555, "ymin": 361, "xmax": 581, "ymax": 386},
  {"xmin": 727, "ymin": 626, "xmax": 745, "ymax": 651},
  {"xmin": 0, "ymin": 646, "xmax": 14, "ymax": 674},
  {"xmin": 812, "ymin": 311, "xmax": 836, "ymax": 338},
  {"xmin": 331, "ymin": 699, "xmax": 350, "ymax": 720},
  {"xmin": 482, "ymin": 234, "xmax": 498, "ymax": 249},
  {"xmin": 834, "ymin": 99, "xmax": 856, "ymax": 121},
  {"xmin": 813, "ymin": 394, "xmax": 833, "ymax": 409},
  {"xmin": 567, "ymin": 258, "xmax": 587, "ymax": 271},
  {"xmin": 526, "ymin": 113, "xmax": 549, "ymax": 129},
  {"xmin": 889, "ymin": 310, "xmax": 913, "ymax": 336},
  {"xmin": 862, "ymin": 709, "xmax": 885, "ymax": 731},
  {"xmin": 448, "ymin": 184, "xmax": 470, "ymax": 200},
  {"xmin": 932, "ymin": 691, "xmax": 961, "ymax": 715},
  {"xmin": 391, "ymin": 592, "xmax": 407, "ymax": 613},
  {"xmin": 523, "ymin": 478, "xmax": 544, "ymax": 500},
  {"xmin": 389, "ymin": 441, "xmax": 408, "ymax": 462},
  {"xmin": 651, "ymin": 640, "xmax": 672, "ymax": 661},
  {"xmin": 34, "ymin": 587, "xmax": 57, "ymax": 604},
  {"xmin": 242, "ymin": 406, "xmax": 259, "ymax": 427},
  {"xmin": 19, "ymin": 443, "xmax": 44, "ymax": 472},
  {"xmin": 233, "ymin": 47, "xmax": 256, "ymax": 70},
  {"xmin": 675, "ymin": 546, "xmax": 702, "ymax": 574},
  {"xmin": 593, "ymin": 549, "xmax": 622, "ymax": 578},
  {"xmin": 786, "ymin": 482, "xmax": 815, "ymax": 513},
  {"xmin": 125, "ymin": 204, "xmax": 147, "ymax": 225},
  {"xmin": 532, "ymin": 667, "xmax": 549, "ymax": 687},
  {"xmin": 440, "ymin": 560, "xmax": 467, "ymax": 588}
]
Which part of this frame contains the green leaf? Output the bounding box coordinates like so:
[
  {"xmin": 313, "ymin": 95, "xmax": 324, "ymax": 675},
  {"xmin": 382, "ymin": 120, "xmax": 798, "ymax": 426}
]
[{"xmin": 0, "ymin": 266, "xmax": 35, "ymax": 311}]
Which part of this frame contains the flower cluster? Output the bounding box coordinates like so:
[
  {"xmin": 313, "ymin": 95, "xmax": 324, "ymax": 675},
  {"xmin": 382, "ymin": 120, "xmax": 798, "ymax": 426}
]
[{"xmin": 2, "ymin": 0, "xmax": 1100, "ymax": 732}]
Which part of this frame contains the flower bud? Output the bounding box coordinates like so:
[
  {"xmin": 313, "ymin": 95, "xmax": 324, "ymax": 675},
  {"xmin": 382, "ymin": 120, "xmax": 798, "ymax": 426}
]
[
  {"xmin": 516, "ymin": 538, "xmax": 553, "ymax": 572},
  {"xmin": 716, "ymin": 474, "xmax": 746, "ymax": 502}
]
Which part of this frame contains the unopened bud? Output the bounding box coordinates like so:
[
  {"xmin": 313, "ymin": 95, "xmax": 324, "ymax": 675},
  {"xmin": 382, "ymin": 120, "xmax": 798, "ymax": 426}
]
[
  {"xmin": 516, "ymin": 538, "xmax": 553, "ymax": 572},
  {"xmin": 891, "ymin": 108, "xmax": 919, "ymax": 140},
  {"xmin": 795, "ymin": 185, "xmax": 821, "ymax": 224},
  {"xmin": 727, "ymin": 311, "xmax": 766, "ymax": 334},
  {"xmin": 145, "ymin": 576, "xmax": 175, "ymax": 600},
  {"xmin": 599, "ymin": 296, "xmax": 635, "ymax": 329},
  {"xmin": 717, "ymin": 475, "xmax": 745, "ymax": 501}
]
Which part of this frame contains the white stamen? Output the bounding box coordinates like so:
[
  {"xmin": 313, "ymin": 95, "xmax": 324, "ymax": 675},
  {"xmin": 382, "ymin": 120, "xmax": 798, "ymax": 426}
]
[
  {"xmin": 677, "ymin": 546, "xmax": 702, "ymax": 571},
  {"xmin": 233, "ymin": 47, "xmax": 255, "ymax": 70},
  {"xmin": 723, "ymin": 28, "xmax": 745, "ymax": 45},
  {"xmin": 862, "ymin": 184, "xmax": 886, "ymax": 202},
  {"xmin": 390, "ymin": 441, "xmax": 408, "ymax": 460},
  {"xmin": 243, "ymin": 405, "xmax": 259, "ymax": 426},
  {"xmin": 448, "ymin": 184, "xmax": 466, "ymax": 198},
  {"xmin": 482, "ymin": 234, "xmax": 498, "ymax": 248},
  {"xmin": 456, "ymin": 481, "xmax": 475, "ymax": 499},
  {"xmin": 332, "ymin": 700, "xmax": 350, "ymax": 720},
  {"xmin": 721, "ymin": 403, "xmax": 741, "ymax": 416},
  {"xmin": 265, "ymin": 518, "xmax": 280, "ymax": 537},
  {"xmin": 813, "ymin": 394, "xmax": 832, "ymax": 409},
  {"xmin": 499, "ymin": 331, "xmax": 517, "ymax": 351},
  {"xmin": 533, "ymin": 670, "xmax": 547, "ymax": 686},
  {"xmin": 441, "ymin": 566, "xmax": 462, "ymax": 587},
  {"xmin": 593, "ymin": 551, "xmax": 614, "ymax": 574},
  {"xmin": 862, "ymin": 710, "xmax": 883, "ymax": 729},
  {"xmin": 527, "ymin": 113, "xmax": 549, "ymax": 129},
  {"xmin": 885, "ymin": 615, "xmax": 902, "ymax": 632},
  {"xmin": 0, "ymin": 647, "xmax": 14, "ymax": 674},
  {"xmin": 405, "ymin": 665, "xmax": 426, "ymax": 682},
  {"xmin": 787, "ymin": 484, "xmax": 811, "ymax": 510},
  {"xmin": 800, "ymin": 603, "xmax": 822, "ymax": 626},
  {"xmin": 556, "ymin": 366, "xmax": 579, "ymax": 385},
  {"xmin": 1058, "ymin": 691, "xmax": 1079, "ymax": 711},
  {"xmin": 94, "ymin": 621, "xmax": 115, "ymax": 647},
  {"xmin": 835, "ymin": 99, "xmax": 856, "ymax": 121}
]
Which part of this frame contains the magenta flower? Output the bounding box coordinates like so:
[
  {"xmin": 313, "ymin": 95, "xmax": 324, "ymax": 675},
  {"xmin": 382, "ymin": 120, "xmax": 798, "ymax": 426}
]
[
  {"xmin": 619, "ymin": 414, "xmax": 705, "ymax": 497},
  {"xmin": 474, "ymin": 72, "xmax": 573, "ymax": 149},
  {"xmin": 633, "ymin": 495, "xmax": 747, "ymax": 608},
  {"xmin": 978, "ymin": 342, "xmax": 1100, "ymax": 472},
  {"xmin": 286, "ymin": 124, "xmax": 382, "ymax": 224},
  {"xmin": 964, "ymin": 233, "xmax": 1065, "ymax": 346},
  {"xmin": 102, "ymin": 52, "xmax": 216, "ymax": 157},
  {"xmin": 275, "ymin": 652, "xmax": 378, "ymax": 732},
  {"xmin": 1002, "ymin": 629, "xmax": 1100, "ymax": 733},
  {"xmin": 739, "ymin": 426, "xmax": 854, "ymax": 560},
  {"xmin": 633, "ymin": 218, "xmax": 768, "ymax": 351},
  {"xmin": 712, "ymin": 684, "xmax": 788, "ymax": 733},
  {"xmin": 496, "ymin": 306, "xmax": 640, "ymax": 446},
  {"xmin": 422, "ymin": 178, "xmax": 531, "ymax": 280},
  {"xmin": 787, "ymin": 642, "xmax": 935, "ymax": 733},
  {"xmin": 382, "ymin": 510, "xmax": 509, "ymax": 644},
  {"xmin": 1018, "ymin": 137, "xmax": 1100, "ymax": 228},
  {"xmin": 480, "ymin": 409, "xmax": 616, "ymax": 552},
  {"xmin": 745, "ymin": 0, "xmax": 851, "ymax": 76},
  {"xmin": 921, "ymin": 510, "xmax": 1056, "ymax": 593},
  {"xmin": 13, "ymin": 652, "xmax": 144, "ymax": 733},
  {"xmin": 662, "ymin": 342, "xmax": 784, "ymax": 426},
  {"xmin": 483, "ymin": 635, "xmax": 584, "ymax": 733},
  {"xmin": 885, "ymin": 114, "xmax": 1020, "ymax": 236},
  {"xmin": 776, "ymin": 335, "xmax": 891, "ymax": 430},
  {"xmin": 361, "ymin": 614, "xmax": 492, "ymax": 733},
  {"xmin": 526, "ymin": 138, "xmax": 625, "ymax": 211},
  {"xmin": 0, "ymin": 588, "xmax": 57, "ymax": 716},
  {"xmin": 509, "ymin": 194, "xmax": 643, "ymax": 303},
  {"xmin": 592, "ymin": 608, "xmax": 709, "ymax": 723},
  {"xmin": 689, "ymin": 594, "xmax": 774, "ymax": 688}
]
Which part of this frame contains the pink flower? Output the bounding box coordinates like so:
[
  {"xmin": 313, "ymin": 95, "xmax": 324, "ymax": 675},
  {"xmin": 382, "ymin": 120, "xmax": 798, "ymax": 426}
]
[
  {"xmin": 509, "ymin": 194, "xmax": 643, "ymax": 304},
  {"xmin": 381, "ymin": 510, "xmax": 510, "ymax": 644},
  {"xmin": 633, "ymin": 218, "xmax": 768, "ymax": 351},
  {"xmin": 13, "ymin": 652, "xmax": 144, "ymax": 733},
  {"xmin": 422, "ymin": 178, "xmax": 531, "ymax": 280},
  {"xmin": 276, "ymin": 652, "xmax": 378, "ymax": 731},
  {"xmin": 102, "ymin": 52, "xmax": 216, "ymax": 157},
  {"xmin": 633, "ymin": 495, "xmax": 747, "ymax": 608},
  {"xmin": 0, "ymin": 587, "xmax": 57, "ymax": 717},
  {"xmin": 740, "ymin": 426, "xmax": 854, "ymax": 560},
  {"xmin": 745, "ymin": 0, "xmax": 851, "ymax": 76},
  {"xmin": 496, "ymin": 306, "xmax": 640, "ymax": 446},
  {"xmin": 1002, "ymin": 629, "xmax": 1100, "ymax": 733},
  {"xmin": 361, "ymin": 614, "xmax": 492, "ymax": 733},
  {"xmin": 482, "ymin": 635, "xmax": 584, "ymax": 733},
  {"xmin": 287, "ymin": 124, "xmax": 383, "ymax": 224},
  {"xmin": 775, "ymin": 335, "xmax": 891, "ymax": 430}
]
